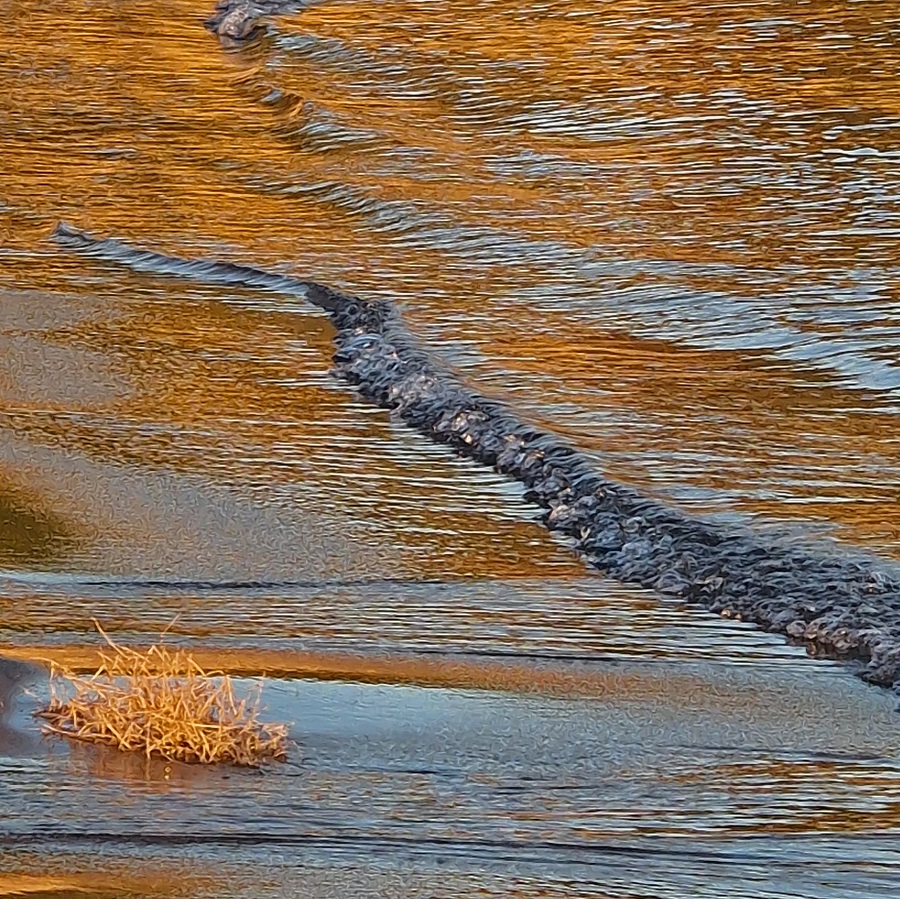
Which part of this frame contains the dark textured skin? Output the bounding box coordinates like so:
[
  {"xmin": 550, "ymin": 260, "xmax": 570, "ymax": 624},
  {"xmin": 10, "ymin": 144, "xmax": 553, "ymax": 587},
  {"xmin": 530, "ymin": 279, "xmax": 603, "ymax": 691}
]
[{"xmin": 51, "ymin": 223, "xmax": 900, "ymax": 694}]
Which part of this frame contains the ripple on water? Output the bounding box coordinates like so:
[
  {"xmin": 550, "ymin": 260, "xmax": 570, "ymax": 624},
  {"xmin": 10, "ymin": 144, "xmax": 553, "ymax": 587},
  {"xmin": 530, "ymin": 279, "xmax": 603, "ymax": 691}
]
[
  {"xmin": 2, "ymin": 673, "xmax": 900, "ymax": 898},
  {"xmin": 1, "ymin": 0, "xmax": 900, "ymax": 896}
]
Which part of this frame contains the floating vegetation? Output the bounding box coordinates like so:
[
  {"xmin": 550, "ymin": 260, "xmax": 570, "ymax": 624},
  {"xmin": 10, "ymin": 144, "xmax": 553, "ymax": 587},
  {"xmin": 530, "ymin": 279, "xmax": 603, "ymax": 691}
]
[{"xmin": 36, "ymin": 624, "xmax": 289, "ymax": 766}]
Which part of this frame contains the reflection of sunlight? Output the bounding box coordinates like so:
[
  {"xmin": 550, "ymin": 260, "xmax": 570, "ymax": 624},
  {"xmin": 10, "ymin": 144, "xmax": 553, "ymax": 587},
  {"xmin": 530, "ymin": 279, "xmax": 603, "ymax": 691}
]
[
  {"xmin": 1, "ymin": 1, "xmax": 900, "ymax": 892},
  {"xmin": 0, "ymin": 866, "xmax": 228, "ymax": 899},
  {"xmin": 2, "ymin": 0, "xmax": 897, "ymax": 552}
]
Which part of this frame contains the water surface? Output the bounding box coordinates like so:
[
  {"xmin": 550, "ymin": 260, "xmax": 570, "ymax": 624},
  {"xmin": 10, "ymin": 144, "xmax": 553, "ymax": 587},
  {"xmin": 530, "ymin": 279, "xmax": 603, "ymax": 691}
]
[{"xmin": 1, "ymin": 0, "xmax": 899, "ymax": 895}]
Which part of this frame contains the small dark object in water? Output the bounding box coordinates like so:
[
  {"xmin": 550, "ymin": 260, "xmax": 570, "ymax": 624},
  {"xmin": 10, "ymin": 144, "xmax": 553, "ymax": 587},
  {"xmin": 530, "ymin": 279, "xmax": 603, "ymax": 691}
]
[
  {"xmin": 50, "ymin": 224, "xmax": 900, "ymax": 695},
  {"xmin": 0, "ymin": 657, "xmax": 40, "ymax": 754},
  {"xmin": 204, "ymin": 0, "xmax": 308, "ymax": 43}
]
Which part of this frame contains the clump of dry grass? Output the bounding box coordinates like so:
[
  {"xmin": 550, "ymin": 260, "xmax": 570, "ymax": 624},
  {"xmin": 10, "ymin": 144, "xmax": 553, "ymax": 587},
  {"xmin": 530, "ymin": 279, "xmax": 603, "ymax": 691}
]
[{"xmin": 36, "ymin": 625, "xmax": 288, "ymax": 766}]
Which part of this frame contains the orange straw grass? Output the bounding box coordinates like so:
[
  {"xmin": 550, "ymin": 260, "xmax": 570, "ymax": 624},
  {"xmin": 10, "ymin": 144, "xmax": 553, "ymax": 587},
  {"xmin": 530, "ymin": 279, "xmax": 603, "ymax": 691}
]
[{"xmin": 36, "ymin": 624, "xmax": 289, "ymax": 766}]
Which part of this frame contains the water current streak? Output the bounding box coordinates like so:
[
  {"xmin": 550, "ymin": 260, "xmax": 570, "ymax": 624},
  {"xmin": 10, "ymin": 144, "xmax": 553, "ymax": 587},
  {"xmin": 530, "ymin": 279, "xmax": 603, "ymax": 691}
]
[{"xmin": 51, "ymin": 223, "xmax": 900, "ymax": 693}]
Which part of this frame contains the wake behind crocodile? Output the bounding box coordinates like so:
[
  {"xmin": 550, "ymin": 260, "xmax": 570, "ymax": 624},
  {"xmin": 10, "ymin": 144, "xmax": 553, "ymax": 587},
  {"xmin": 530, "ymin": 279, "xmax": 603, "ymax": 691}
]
[{"xmin": 52, "ymin": 222, "xmax": 900, "ymax": 694}]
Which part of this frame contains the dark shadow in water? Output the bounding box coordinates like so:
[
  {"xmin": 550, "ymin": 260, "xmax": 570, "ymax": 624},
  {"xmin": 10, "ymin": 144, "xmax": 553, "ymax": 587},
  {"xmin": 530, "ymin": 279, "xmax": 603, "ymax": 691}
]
[{"xmin": 0, "ymin": 486, "xmax": 77, "ymax": 569}]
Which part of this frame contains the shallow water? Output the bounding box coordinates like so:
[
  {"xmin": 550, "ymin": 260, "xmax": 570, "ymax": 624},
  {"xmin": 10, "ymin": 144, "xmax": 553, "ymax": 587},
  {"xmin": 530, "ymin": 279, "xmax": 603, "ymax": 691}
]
[
  {"xmin": 1, "ymin": 0, "xmax": 900, "ymax": 895},
  {"xmin": 5, "ymin": 668, "xmax": 900, "ymax": 899}
]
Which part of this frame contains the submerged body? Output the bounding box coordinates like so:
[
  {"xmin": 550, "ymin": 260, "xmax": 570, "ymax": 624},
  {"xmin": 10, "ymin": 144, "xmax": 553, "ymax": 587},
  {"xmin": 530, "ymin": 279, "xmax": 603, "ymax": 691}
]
[{"xmin": 52, "ymin": 223, "xmax": 900, "ymax": 693}]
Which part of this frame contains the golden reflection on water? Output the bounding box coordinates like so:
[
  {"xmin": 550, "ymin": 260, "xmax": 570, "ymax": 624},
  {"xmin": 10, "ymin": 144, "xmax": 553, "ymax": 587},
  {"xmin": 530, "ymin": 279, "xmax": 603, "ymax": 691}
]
[
  {"xmin": 473, "ymin": 321, "xmax": 900, "ymax": 546},
  {"xmin": 1, "ymin": 6, "xmax": 900, "ymax": 883},
  {"xmin": 0, "ymin": 0, "xmax": 897, "ymax": 560},
  {"xmin": 0, "ymin": 865, "xmax": 231, "ymax": 899}
]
